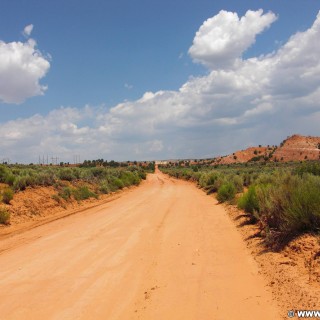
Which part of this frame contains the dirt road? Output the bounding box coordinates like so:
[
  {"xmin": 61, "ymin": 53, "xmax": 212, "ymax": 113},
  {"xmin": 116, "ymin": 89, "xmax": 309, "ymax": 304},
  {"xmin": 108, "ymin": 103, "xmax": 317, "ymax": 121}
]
[{"xmin": 0, "ymin": 170, "xmax": 280, "ymax": 319}]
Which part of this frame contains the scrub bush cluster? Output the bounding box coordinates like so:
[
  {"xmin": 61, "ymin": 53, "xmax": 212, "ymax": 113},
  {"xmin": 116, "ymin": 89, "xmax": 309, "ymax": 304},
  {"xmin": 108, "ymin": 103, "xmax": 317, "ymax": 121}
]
[
  {"xmin": 160, "ymin": 161, "xmax": 320, "ymax": 248},
  {"xmin": 0, "ymin": 164, "xmax": 150, "ymax": 221}
]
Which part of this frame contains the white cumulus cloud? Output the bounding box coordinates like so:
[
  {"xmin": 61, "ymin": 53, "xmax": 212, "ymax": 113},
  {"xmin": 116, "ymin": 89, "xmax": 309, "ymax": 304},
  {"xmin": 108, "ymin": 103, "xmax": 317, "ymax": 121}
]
[
  {"xmin": 188, "ymin": 9, "xmax": 277, "ymax": 69},
  {"xmin": 23, "ymin": 24, "xmax": 34, "ymax": 37},
  {"xmin": 0, "ymin": 27, "xmax": 50, "ymax": 104}
]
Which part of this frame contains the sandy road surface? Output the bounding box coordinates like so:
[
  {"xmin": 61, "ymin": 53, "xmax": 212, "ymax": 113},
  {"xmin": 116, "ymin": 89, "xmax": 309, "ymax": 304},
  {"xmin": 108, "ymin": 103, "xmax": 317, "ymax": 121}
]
[{"xmin": 0, "ymin": 170, "xmax": 280, "ymax": 319}]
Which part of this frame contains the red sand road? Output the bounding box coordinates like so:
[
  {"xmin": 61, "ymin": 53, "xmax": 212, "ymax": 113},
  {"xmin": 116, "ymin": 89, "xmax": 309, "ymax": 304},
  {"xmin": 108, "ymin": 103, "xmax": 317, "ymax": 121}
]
[{"xmin": 0, "ymin": 171, "xmax": 280, "ymax": 319}]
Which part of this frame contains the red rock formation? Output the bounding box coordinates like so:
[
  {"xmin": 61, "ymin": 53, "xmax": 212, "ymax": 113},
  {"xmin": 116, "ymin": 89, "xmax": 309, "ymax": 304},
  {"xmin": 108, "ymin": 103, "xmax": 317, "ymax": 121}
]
[
  {"xmin": 272, "ymin": 134, "xmax": 320, "ymax": 162},
  {"xmin": 213, "ymin": 134, "xmax": 320, "ymax": 164}
]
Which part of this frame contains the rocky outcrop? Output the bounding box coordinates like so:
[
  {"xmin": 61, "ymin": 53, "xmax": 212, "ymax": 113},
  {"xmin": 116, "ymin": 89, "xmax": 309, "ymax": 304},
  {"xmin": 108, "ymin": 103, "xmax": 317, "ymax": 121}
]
[
  {"xmin": 214, "ymin": 134, "xmax": 320, "ymax": 164},
  {"xmin": 272, "ymin": 135, "xmax": 320, "ymax": 162}
]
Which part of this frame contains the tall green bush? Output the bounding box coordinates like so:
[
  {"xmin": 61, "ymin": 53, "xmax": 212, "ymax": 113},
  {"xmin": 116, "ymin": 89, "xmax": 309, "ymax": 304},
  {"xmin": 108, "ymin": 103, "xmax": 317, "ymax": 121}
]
[
  {"xmin": 257, "ymin": 173, "xmax": 320, "ymax": 245},
  {"xmin": 231, "ymin": 175, "xmax": 244, "ymax": 193},
  {"xmin": 217, "ymin": 182, "xmax": 236, "ymax": 202},
  {"xmin": 238, "ymin": 185, "xmax": 259, "ymax": 222},
  {"xmin": 2, "ymin": 188, "xmax": 14, "ymax": 204}
]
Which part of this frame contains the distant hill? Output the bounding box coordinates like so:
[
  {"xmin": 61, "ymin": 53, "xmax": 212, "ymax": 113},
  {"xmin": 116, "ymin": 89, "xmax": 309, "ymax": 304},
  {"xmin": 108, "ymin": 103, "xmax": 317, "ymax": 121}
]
[{"xmin": 214, "ymin": 134, "xmax": 320, "ymax": 164}]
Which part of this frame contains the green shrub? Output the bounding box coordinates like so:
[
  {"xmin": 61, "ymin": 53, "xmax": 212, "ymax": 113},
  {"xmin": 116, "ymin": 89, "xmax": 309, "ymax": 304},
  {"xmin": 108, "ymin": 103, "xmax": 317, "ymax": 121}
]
[
  {"xmin": 279, "ymin": 175, "xmax": 320, "ymax": 232},
  {"xmin": 71, "ymin": 168, "xmax": 81, "ymax": 179},
  {"xmin": 238, "ymin": 185, "xmax": 259, "ymax": 221},
  {"xmin": 242, "ymin": 173, "xmax": 254, "ymax": 187},
  {"xmin": 254, "ymin": 173, "xmax": 276, "ymax": 186},
  {"xmin": 13, "ymin": 176, "xmax": 27, "ymax": 191},
  {"xmin": 90, "ymin": 167, "xmax": 105, "ymax": 178},
  {"xmin": 199, "ymin": 172, "xmax": 219, "ymax": 188},
  {"xmin": 25, "ymin": 174, "xmax": 37, "ymax": 187},
  {"xmin": 5, "ymin": 174, "xmax": 15, "ymax": 186},
  {"xmin": 73, "ymin": 186, "xmax": 98, "ymax": 201},
  {"xmin": 58, "ymin": 168, "xmax": 75, "ymax": 181},
  {"xmin": 99, "ymin": 182, "xmax": 110, "ymax": 194},
  {"xmin": 108, "ymin": 177, "xmax": 124, "ymax": 191},
  {"xmin": 294, "ymin": 162, "xmax": 320, "ymax": 176},
  {"xmin": 257, "ymin": 174, "xmax": 320, "ymax": 246},
  {"xmin": 212, "ymin": 177, "xmax": 225, "ymax": 192},
  {"xmin": 0, "ymin": 207, "xmax": 10, "ymax": 224},
  {"xmin": 2, "ymin": 188, "xmax": 14, "ymax": 204},
  {"xmin": 58, "ymin": 187, "xmax": 72, "ymax": 201},
  {"xmin": 120, "ymin": 171, "xmax": 140, "ymax": 186},
  {"xmin": 36, "ymin": 172, "xmax": 56, "ymax": 186},
  {"xmin": 217, "ymin": 182, "xmax": 236, "ymax": 202},
  {"xmin": 79, "ymin": 170, "xmax": 94, "ymax": 182},
  {"xmin": 0, "ymin": 165, "xmax": 9, "ymax": 183},
  {"xmin": 231, "ymin": 175, "xmax": 243, "ymax": 193},
  {"xmin": 138, "ymin": 170, "xmax": 147, "ymax": 180}
]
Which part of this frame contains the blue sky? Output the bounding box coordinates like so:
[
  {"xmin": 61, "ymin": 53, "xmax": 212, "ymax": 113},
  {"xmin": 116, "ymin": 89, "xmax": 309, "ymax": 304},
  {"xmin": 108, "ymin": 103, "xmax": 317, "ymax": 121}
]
[{"xmin": 0, "ymin": 1, "xmax": 320, "ymax": 163}]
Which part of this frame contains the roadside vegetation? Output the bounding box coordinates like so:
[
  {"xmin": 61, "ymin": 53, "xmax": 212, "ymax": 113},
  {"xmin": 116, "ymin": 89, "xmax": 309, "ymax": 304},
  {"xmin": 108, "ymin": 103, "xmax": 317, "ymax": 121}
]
[
  {"xmin": 160, "ymin": 161, "xmax": 320, "ymax": 249},
  {"xmin": 0, "ymin": 207, "xmax": 10, "ymax": 225},
  {"xmin": 0, "ymin": 161, "xmax": 155, "ymax": 224}
]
